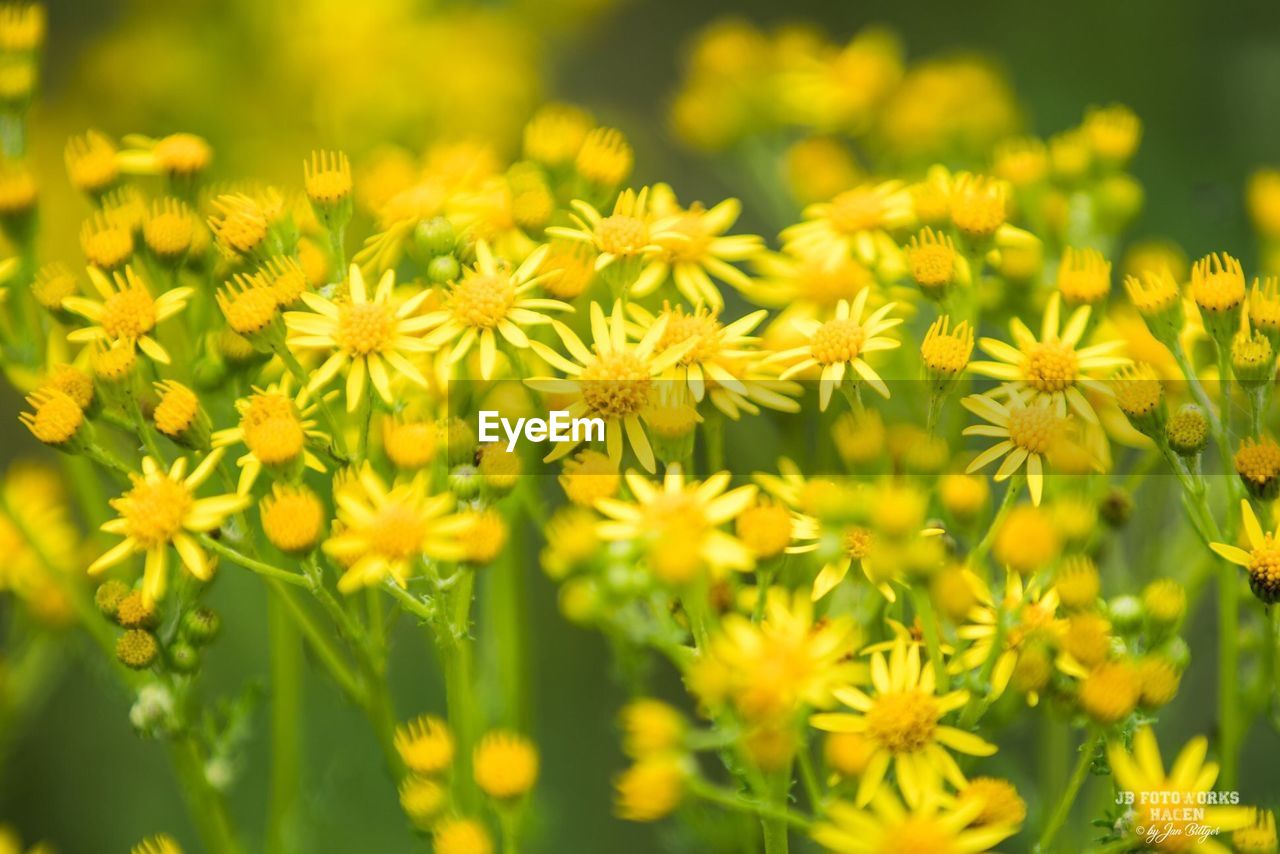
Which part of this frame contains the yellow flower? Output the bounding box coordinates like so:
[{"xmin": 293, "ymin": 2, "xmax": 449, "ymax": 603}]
[
  {"xmin": 142, "ymin": 198, "xmax": 194, "ymax": 262},
  {"xmin": 260, "ymin": 484, "xmax": 325, "ymax": 555},
  {"xmin": 813, "ymin": 784, "xmax": 1018, "ymax": 853},
  {"xmin": 394, "ymin": 715, "xmax": 454, "ymax": 775},
  {"xmin": 211, "ymin": 379, "xmax": 326, "ymax": 494},
  {"xmin": 419, "ymin": 240, "xmax": 568, "ymax": 379},
  {"xmin": 631, "ymin": 194, "xmax": 763, "ymax": 308},
  {"xmin": 970, "ymin": 292, "xmax": 1128, "ymax": 424},
  {"xmin": 746, "ymin": 247, "xmax": 874, "ymax": 311},
  {"xmin": 1057, "ymin": 246, "xmax": 1111, "ymax": 304},
  {"xmin": 207, "ymin": 191, "xmax": 280, "ymax": 257},
  {"xmin": 619, "ymin": 699, "xmax": 684, "ymax": 758},
  {"xmin": 131, "ymin": 834, "xmax": 182, "ymax": 854},
  {"xmin": 614, "ymin": 757, "xmax": 686, "ymax": 822},
  {"xmin": 473, "ymin": 730, "xmax": 539, "ymax": 799},
  {"xmin": 526, "ymin": 300, "xmax": 693, "ymax": 472},
  {"xmin": 594, "ymin": 465, "xmax": 758, "ymax": 582},
  {"xmin": 1107, "ymin": 728, "xmax": 1253, "ymax": 851},
  {"xmin": 771, "ymin": 289, "xmax": 902, "ymax": 409},
  {"xmin": 574, "ymin": 126, "xmax": 633, "ymax": 186},
  {"xmin": 546, "ymin": 187, "xmax": 669, "ymax": 277},
  {"xmin": 119, "ymin": 132, "xmax": 213, "ymax": 178},
  {"xmin": 88, "ymin": 450, "xmax": 249, "ymax": 604},
  {"xmin": 1234, "ymin": 810, "xmax": 1278, "ymax": 854},
  {"xmin": 691, "ymin": 590, "xmax": 863, "ymax": 723},
  {"xmin": 381, "ymin": 415, "xmax": 438, "ymax": 471},
  {"xmin": 961, "ymin": 392, "xmax": 1061, "ymax": 505},
  {"xmin": 921, "ymin": 316, "xmax": 974, "ymax": 378},
  {"xmin": 811, "ymin": 638, "xmax": 995, "ymax": 807},
  {"xmin": 304, "ymin": 149, "xmax": 352, "ymax": 206},
  {"xmin": 626, "ymin": 301, "xmax": 769, "ymax": 404},
  {"xmin": 1210, "ymin": 499, "xmax": 1280, "ymax": 604},
  {"xmin": 285, "ymin": 264, "xmax": 433, "ymax": 411},
  {"xmin": 781, "ymin": 180, "xmax": 912, "ymax": 264},
  {"xmin": 80, "ymin": 212, "xmax": 133, "ymax": 270},
  {"xmin": 954, "ymin": 570, "xmax": 1062, "ymax": 705},
  {"xmin": 19, "ymin": 388, "xmax": 83, "ymax": 446},
  {"xmin": 63, "ymin": 265, "xmax": 193, "ymax": 364},
  {"xmin": 559, "ymin": 449, "xmax": 619, "ymax": 505},
  {"xmin": 433, "ymin": 817, "xmax": 493, "ymax": 854},
  {"xmin": 65, "ymin": 129, "xmax": 118, "ymax": 196},
  {"xmin": 398, "ymin": 776, "xmax": 445, "ymax": 827},
  {"xmin": 905, "ymin": 227, "xmax": 961, "ymax": 294},
  {"xmin": 323, "ymin": 466, "xmax": 467, "ymax": 592},
  {"xmin": 523, "ymin": 102, "xmax": 593, "ymax": 167}
]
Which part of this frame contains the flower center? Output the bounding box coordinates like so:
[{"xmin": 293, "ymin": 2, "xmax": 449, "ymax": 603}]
[
  {"xmin": 877, "ymin": 820, "xmax": 957, "ymax": 854},
  {"xmin": 596, "ymin": 214, "xmax": 649, "ymax": 256},
  {"xmin": 659, "ymin": 311, "xmax": 720, "ymax": 364},
  {"xmin": 244, "ymin": 416, "xmax": 305, "ymax": 464},
  {"xmin": 828, "ymin": 189, "xmax": 884, "ymax": 234},
  {"xmin": 844, "ymin": 526, "xmax": 873, "ymax": 559},
  {"xmin": 101, "ymin": 288, "xmax": 157, "ymax": 339},
  {"xmin": 449, "ymin": 273, "xmax": 516, "ymax": 328},
  {"xmin": 370, "ymin": 503, "xmax": 428, "ymax": 559},
  {"xmin": 337, "ymin": 301, "xmax": 394, "ymax": 355},
  {"xmin": 1006, "ymin": 406, "xmax": 1058, "ymax": 454},
  {"xmin": 910, "ymin": 244, "xmax": 955, "ymax": 288},
  {"xmin": 865, "ymin": 689, "xmax": 939, "ymax": 754},
  {"xmin": 1022, "ymin": 342, "xmax": 1078, "ymax": 392},
  {"xmin": 810, "ymin": 319, "xmax": 865, "ymax": 365},
  {"xmin": 117, "ymin": 476, "xmax": 192, "ymax": 548},
  {"xmin": 580, "ymin": 353, "xmax": 652, "ymax": 418}
]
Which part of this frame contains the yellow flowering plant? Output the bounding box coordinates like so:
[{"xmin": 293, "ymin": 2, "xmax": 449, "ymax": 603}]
[{"xmin": 0, "ymin": 6, "xmax": 1278, "ymax": 854}]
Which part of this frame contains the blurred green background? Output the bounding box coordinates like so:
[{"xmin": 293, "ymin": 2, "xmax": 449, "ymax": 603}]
[{"xmin": 5, "ymin": 0, "xmax": 1280, "ymax": 851}]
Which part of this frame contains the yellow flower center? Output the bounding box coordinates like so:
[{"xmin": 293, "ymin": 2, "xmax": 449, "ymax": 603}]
[
  {"xmin": 1006, "ymin": 405, "xmax": 1058, "ymax": 454},
  {"xmin": 449, "ymin": 273, "xmax": 516, "ymax": 328},
  {"xmin": 580, "ymin": 352, "xmax": 652, "ymax": 418},
  {"xmin": 659, "ymin": 310, "xmax": 720, "ymax": 364},
  {"xmin": 336, "ymin": 301, "xmax": 394, "ymax": 355},
  {"xmin": 144, "ymin": 208, "xmax": 193, "ymax": 258},
  {"xmin": 810, "ymin": 318, "xmax": 865, "ymax": 365},
  {"xmin": 828, "ymin": 188, "xmax": 884, "ymax": 234},
  {"xmin": 261, "ymin": 489, "xmax": 324, "ymax": 553},
  {"xmin": 797, "ymin": 260, "xmax": 872, "ymax": 307},
  {"xmin": 83, "ymin": 226, "xmax": 133, "ymax": 269},
  {"xmin": 154, "ymin": 384, "xmax": 198, "ymax": 437},
  {"xmin": 877, "ymin": 819, "xmax": 957, "ymax": 854},
  {"xmin": 116, "ymin": 475, "xmax": 191, "ymax": 548},
  {"xmin": 370, "ymin": 503, "xmax": 428, "ymax": 559},
  {"xmin": 844, "ymin": 525, "xmax": 873, "ymax": 559},
  {"xmin": 596, "ymin": 214, "xmax": 649, "ymax": 256},
  {"xmin": 1022, "ymin": 342, "xmax": 1077, "ymax": 392},
  {"xmin": 1248, "ymin": 539, "xmax": 1280, "ymax": 596},
  {"xmin": 154, "ymin": 134, "xmax": 211, "ymax": 175},
  {"xmin": 241, "ymin": 393, "xmax": 305, "ymax": 464},
  {"xmin": 865, "ymin": 689, "xmax": 939, "ymax": 754},
  {"xmin": 220, "ymin": 287, "xmax": 278, "ymax": 335},
  {"xmin": 101, "ymin": 288, "xmax": 157, "ymax": 339},
  {"xmin": 1192, "ymin": 272, "xmax": 1244, "ymax": 312}
]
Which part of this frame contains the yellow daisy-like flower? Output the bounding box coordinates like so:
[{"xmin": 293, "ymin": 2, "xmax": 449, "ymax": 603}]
[
  {"xmin": 690, "ymin": 589, "xmax": 864, "ymax": 724},
  {"xmin": 526, "ymin": 300, "xmax": 694, "ymax": 472},
  {"xmin": 284, "ymin": 264, "xmax": 433, "ymax": 411},
  {"xmin": 630, "ymin": 194, "xmax": 763, "ymax": 308},
  {"xmin": 812, "ymin": 523, "xmax": 944, "ymax": 603},
  {"xmin": 969, "ymin": 292, "xmax": 1128, "ymax": 423},
  {"xmin": 770, "ymin": 288, "xmax": 902, "ymax": 409},
  {"xmin": 813, "ymin": 787, "xmax": 1019, "ymax": 853},
  {"xmin": 546, "ymin": 187, "xmax": 674, "ymax": 277},
  {"xmin": 953, "ymin": 570, "xmax": 1063, "ymax": 706},
  {"xmin": 961, "ymin": 391, "xmax": 1062, "ymax": 505},
  {"xmin": 419, "ymin": 240, "xmax": 569, "ymax": 379},
  {"xmin": 1210, "ymin": 499, "xmax": 1280, "ymax": 604},
  {"xmin": 88, "ymin": 450, "xmax": 249, "ymax": 604},
  {"xmin": 746, "ymin": 247, "xmax": 875, "ymax": 312},
  {"xmin": 781, "ymin": 180, "xmax": 913, "ymax": 265},
  {"xmin": 810, "ymin": 638, "xmax": 996, "ymax": 808},
  {"xmin": 211, "ymin": 379, "xmax": 327, "ymax": 495},
  {"xmin": 63, "ymin": 266, "xmax": 193, "ymax": 364},
  {"xmin": 594, "ymin": 465, "xmax": 758, "ymax": 583},
  {"xmin": 625, "ymin": 301, "xmax": 768, "ymax": 404},
  {"xmin": 1107, "ymin": 727, "xmax": 1253, "ymax": 853},
  {"xmin": 323, "ymin": 466, "xmax": 468, "ymax": 593}
]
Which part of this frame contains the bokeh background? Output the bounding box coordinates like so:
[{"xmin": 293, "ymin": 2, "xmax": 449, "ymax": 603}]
[{"xmin": 5, "ymin": 0, "xmax": 1280, "ymax": 850}]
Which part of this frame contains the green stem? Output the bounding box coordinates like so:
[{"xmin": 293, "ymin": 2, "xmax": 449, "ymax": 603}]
[
  {"xmin": 971, "ymin": 475, "xmax": 1023, "ymax": 567},
  {"xmin": 1036, "ymin": 733, "xmax": 1096, "ymax": 853},
  {"xmin": 911, "ymin": 584, "xmax": 948, "ymax": 693},
  {"xmin": 275, "ymin": 344, "xmax": 349, "ymax": 459},
  {"xmin": 171, "ymin": 736, "xmax": 243, "ymax": 854},
  {"xmin": 1219, "ymin": 558, "xmax": 1241, "ymax": 787},
  {"xmin": 199, "ymin": 535, "xmax": 309, "ymax": 587},
  {"xmin": 266, "ymin": 595, "xmax": 302, "ymax": 854},
  {"xmin": 267, "ymin": 580, "xmax": 365, "ymax": 705},
  {"xmin": 686, "ymin": 778, "xmax": 812, "ymax": 831},
  {"xmin": 439, "ymin": 570, "xmax": 480, "ymax": 810}
]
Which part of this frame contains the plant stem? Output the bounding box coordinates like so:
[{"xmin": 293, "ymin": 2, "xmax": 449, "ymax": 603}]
[
  {"xmin": 171, "ymin": 735, "xmax": 242, "ymax": 854},
  {"xmin": 686, "ymin": 778, "xmax": 812, "ymax": 831},
  {"xmin": 266, "ymin": 580, "xmax": 365, "ymax": 704},
  {"xmin": 911, "ymin": 583, "xmax": 948, "ymax": 693},
  {"xmin": 266, "ymin": 594, "xmax": 302, "ymax": 854},
  {"xmin": 971, "ymin": 475, "xmax": 1023, "ymax": 567},
  {"xmin": 439, "ymin": 569, "xmax": 480, "ymax": 810},
  {"xmin": 1219, "ymin": 561, "xmax": 1241, "ymax": 787},
  {"xmin": 199, "ymin": 535, "xmax": 309, "ymax": 587},
  {"xmin": 1036, "ymin": 732, "xmax": 1095, "ymax": 853}
]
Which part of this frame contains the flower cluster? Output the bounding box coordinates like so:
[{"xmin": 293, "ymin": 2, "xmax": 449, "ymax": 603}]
[{"xmin": 1, "ymin": 7, "xmax": 1279, "ymax": 854}]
